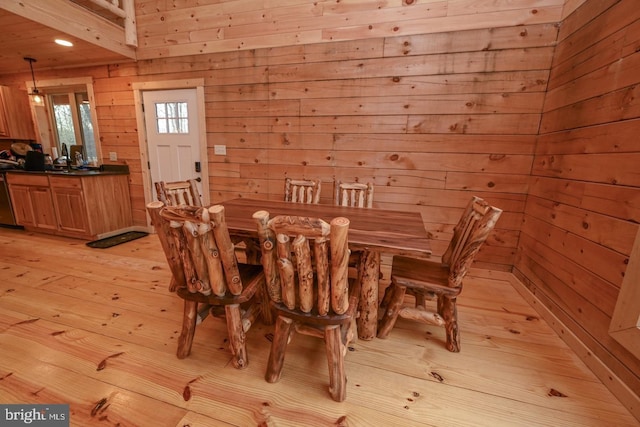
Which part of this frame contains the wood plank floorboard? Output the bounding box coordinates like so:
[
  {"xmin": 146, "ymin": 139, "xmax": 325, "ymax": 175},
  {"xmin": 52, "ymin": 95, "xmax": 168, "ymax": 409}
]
[{"xmin": 0, "ymin": 227, "xmax": 636, "ymax": 426}]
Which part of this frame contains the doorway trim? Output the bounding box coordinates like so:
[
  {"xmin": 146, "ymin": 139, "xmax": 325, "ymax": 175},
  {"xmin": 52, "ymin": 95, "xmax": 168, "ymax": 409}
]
[{"xmin": 132, "ymin": 78, "xmax": 209, "ymax": 227}]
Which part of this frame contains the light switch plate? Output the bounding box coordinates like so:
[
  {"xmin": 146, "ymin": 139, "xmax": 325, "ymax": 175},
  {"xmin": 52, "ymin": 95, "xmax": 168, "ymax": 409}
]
[
  {"xmin": 214, "ymin": 145, "xmax": 227, "ymax": 155},
  {"xmin": 109, "ymin": 152, "xmax": 117, "ymax": 161}
]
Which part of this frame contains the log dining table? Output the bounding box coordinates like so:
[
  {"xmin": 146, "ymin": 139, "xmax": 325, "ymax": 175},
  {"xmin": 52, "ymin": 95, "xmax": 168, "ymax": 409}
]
[{"xmin": 218, "ymin": 198, "xmax": 432, "ymax": 340}]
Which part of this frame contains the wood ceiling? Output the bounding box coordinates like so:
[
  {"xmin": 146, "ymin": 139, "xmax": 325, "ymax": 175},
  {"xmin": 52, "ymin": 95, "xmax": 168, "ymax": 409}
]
[{"xmin": 0, "ymin": 1, "xmax": 135, "ymax": 78}]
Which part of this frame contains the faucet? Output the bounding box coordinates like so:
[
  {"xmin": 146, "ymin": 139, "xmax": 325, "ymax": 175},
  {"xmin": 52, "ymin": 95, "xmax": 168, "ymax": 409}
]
[{"xmin": 61, "ymin": 143, "xmax": 71, "ymax": 171}]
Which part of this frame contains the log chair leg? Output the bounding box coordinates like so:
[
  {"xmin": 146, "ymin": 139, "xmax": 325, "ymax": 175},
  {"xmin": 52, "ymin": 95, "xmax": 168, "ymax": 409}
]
[
  {"xmin": 414, "ymin": 291, "xmax": 427, "ymax": 308},
  {"xmin": 376, "ymin": 283, "xmax": 407, "ymax": 339},
  {"xmin": 325, "ymin": 325, "xmax": 347, "ymax": 402},
  {"xmin": 244, "ymin": 238, "xmax": 261, "ymax": 265},
  {"xmin": 177, "ymin": 299, "xmax": 198, "ymax": 359},
  {"xmin": 266, "ymin": 315, "xmax": 294, "ymax": 383},
  {"xmin": 344, "ymin": 317, "xmax": 358, "ymax": 347},
  {"xmin": 225, "ymin": 304, "xmax": 249, "ymax": 369},
  {"xmin": 257, "ymin": 283, "xmax": 274, "ymax": 326},
  {"xmin": 169, "ymin": 276, "xmax": 179, "ymax": 292},
  {"xmin": 356, "ymin": 250, "xmax": 380, "ymax": 341},
  {"xmin": 378, "ymin": 282, "xmax": 395, "ymax": 319},
  {"xmin": 440, "ymin": 295, "xmax": 460, "ymax": 352}
]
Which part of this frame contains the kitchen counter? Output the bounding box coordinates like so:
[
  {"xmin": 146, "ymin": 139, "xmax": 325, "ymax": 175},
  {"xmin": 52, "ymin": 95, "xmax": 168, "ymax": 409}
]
[
  {"xmin": 6, "ymin": 165, "xmax": 129, "ymax": 177},
  {"xmin": 6, "ymin": 168, "xmax": 133, "ymax": 240}
]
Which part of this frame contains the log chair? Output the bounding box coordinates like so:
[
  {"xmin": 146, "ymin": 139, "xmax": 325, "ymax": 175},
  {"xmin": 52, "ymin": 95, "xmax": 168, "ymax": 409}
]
[
  {"xmin": 156, "ymin": 179, "xmax": 260, "ymax": 264},
  {"xmin": 334, "ymin": 181, "xmax": 374, "ymax": 208},
  {"xmin": 284, "ymin": 178, "xmax": 321, "ymax": 204},
  {"xmin": 155, "ymin": 179, "xmax": 202, "ymax": 207},
  {"xmin": 253, "ymin": 210, "xmax": 359, "ymax": 402},
  {"xmin": 147, "ymin": 202, "xmax": 271, "ymax": 368},
  {"xmin": 333, "ymin": 180, "xmax": 376, "ymax": 281},
  {"xmin": 377, "ymin": 196, "xmax": 502, "ymax": 352}
]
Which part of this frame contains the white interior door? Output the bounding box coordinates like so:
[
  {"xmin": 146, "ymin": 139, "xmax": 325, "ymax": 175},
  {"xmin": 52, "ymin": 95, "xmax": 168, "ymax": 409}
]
[{"xmin": 143, "ymin": 88, "xmax": 202, "ymax": 199}]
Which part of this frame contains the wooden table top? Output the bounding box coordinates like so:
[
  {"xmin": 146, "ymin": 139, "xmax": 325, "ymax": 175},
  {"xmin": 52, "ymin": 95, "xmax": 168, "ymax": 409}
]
[{"xmin": 219, "ymin": 198, "xmax": 432, "ymax": 258}]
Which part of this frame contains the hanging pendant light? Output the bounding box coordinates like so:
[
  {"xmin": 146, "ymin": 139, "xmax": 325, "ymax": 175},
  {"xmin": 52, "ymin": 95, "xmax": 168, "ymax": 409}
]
[{"xmin": 24, "ymin": 57, "xmax": 43, "ymax": 105}]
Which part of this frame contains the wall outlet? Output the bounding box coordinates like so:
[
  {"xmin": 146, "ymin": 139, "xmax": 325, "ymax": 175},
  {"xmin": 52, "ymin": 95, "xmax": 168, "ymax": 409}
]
[
  {"xmin": 214, "ymin": 145, "xmax": 227, "ymax": 155},
  {"xmin": 109, "ymin": 152, "xmax": 118, "ymax": 161}
]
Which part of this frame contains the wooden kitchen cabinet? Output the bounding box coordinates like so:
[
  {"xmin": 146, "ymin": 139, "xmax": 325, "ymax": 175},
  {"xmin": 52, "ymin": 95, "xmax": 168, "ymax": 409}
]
[
  {"xmin": 7, "ymin": 185, "xmax": 35, "ymax": 226},
  {"xmin": 6, "ymin": 174, "xmax": 56, "ymax": 230},
  {"xmin": 7, "ymin": 171, "xmax": 133, "ymax": 240},
  {"xmin": 0, "ymin": 86, "xmax": 37, "ymax": 140},
  {"xmin": 50, "ymin": 178, "xmax": 90, "ymax": 235},
  {"xmin": 31, "ymin": 186, "xmax": 58, "ymax": 230}
]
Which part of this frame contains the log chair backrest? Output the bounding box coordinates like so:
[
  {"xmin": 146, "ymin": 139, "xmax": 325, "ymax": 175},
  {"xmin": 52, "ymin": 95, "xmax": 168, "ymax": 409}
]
[
  {"xmin": 148, "ymin": 202, "xmax": 241, "ymax": 297},
  {"xmin": 253, "ymin": 211, "xmax": 351, "ymax": 316},
  {"xmin": 334, "ymin": 181, "xmax": 374, "ymax": 208},
  {"xmin": 284, "ymin": 178, "xmax": 321, "ymax": 204},
  {"xmin": 441, "ymin": 196, "xmax": 502, "ymax": 288},
  {"xmin": 155, "ymin": 179, "xmax": 202, "ymax": 207}
]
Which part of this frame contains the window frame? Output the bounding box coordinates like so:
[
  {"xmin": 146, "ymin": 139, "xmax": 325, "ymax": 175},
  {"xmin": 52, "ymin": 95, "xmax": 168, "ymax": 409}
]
[{"xmin": 25, "ymin": 77, "xmax": 102, "ymax": 163}]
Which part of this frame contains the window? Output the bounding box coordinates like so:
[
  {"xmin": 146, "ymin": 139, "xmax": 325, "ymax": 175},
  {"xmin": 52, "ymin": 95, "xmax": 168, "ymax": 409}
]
[
  {"xmin": 25, "ymin": 77, "xmax": 101, "ymax": 166},
  {"xmin": 49, "ymin": 90, "xmax": 97, "ymax": 163},
  {"xmin": 155, "ymin": 101, "xmax": 189, "ymax": 134}
]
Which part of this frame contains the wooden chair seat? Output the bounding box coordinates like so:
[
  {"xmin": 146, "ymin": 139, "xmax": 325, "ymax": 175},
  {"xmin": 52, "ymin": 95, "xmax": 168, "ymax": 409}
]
[
  {"xmin": 270, "ymin": 298, "xmax": 357, "ymax": 327},
  {"xmin": 377, "ymin": 196, "xmax": 502, "ymax": 352},
  {"xmin": 147, "ymin": 202, "xmax": 271, "ymax": 369},
  {"xmin": 388, "ymin": 257, "xmax": 456, "ymax": 296},
  {"xmin": 253, "ymin": 210, "xmax": 358, "ymax": 402}
]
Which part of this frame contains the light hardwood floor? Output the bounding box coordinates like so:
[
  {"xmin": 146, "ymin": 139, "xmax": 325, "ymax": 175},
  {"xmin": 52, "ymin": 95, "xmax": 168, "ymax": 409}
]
[{"xmin": 0, "ymin": 227, "xmax": 637, "ymax": 426}]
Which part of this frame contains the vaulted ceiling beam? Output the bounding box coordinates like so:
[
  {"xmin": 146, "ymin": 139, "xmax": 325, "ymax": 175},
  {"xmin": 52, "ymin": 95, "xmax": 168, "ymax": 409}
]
[{"xmin": 1, "ymin": 0, "xmax": 136, "ymax": 59}]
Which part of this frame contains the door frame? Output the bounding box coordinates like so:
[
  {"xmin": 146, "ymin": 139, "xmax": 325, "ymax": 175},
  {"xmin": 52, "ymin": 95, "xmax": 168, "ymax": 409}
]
[{"xmin": 133, "ymin": 79, "xmax": 209, "ymax": 228}]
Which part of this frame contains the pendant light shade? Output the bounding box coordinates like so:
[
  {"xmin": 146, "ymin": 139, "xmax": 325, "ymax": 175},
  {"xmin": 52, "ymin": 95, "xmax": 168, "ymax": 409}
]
[{"xmin": 24, "ymin": 57, "xmax": 43, "ymax": 105}]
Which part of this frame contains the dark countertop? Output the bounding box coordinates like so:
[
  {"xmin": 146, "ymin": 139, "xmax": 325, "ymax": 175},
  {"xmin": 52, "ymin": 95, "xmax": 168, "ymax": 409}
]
[{"xmin": 5, "ymin": 165, "xmax": 129, "ymax": 176}]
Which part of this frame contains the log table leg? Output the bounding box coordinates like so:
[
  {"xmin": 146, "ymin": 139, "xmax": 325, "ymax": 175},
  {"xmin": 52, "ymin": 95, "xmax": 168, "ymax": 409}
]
[{"xmin": 357, "ymin": 250, "xmax": 380, "ymax": 340}]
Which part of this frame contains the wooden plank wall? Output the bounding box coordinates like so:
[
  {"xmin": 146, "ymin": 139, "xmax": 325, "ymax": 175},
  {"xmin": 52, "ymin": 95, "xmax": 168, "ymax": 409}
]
[
  {"xmin": 514, "ymin": 0, "xmax": 640, "ymax": 410},
  {"xmin": 0, "ymin": 1, "xmax": 566, "ymax": 275},
  {"xmin": 134, "ymin": 0, "xmax": 564, "ymax": 59},
  {"xmin": 127, "ymin": 0, "xmax": 565, "ymax": 272},
  {"xmin": 168, "ymin": 24, "xmax": 556, "ymax": 270}
]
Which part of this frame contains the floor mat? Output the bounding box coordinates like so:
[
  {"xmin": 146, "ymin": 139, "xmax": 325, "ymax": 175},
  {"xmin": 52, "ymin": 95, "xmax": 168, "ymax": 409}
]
[{"xmin": 86, "ymin": 231, "xmax": 149, "ymax": 249}]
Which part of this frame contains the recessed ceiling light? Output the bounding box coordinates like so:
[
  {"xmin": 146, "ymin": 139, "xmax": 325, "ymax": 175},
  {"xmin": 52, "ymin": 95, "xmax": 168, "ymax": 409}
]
[{"xmin": 55, "ymin": 39, "xmax": 73, "ymax": 47}]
